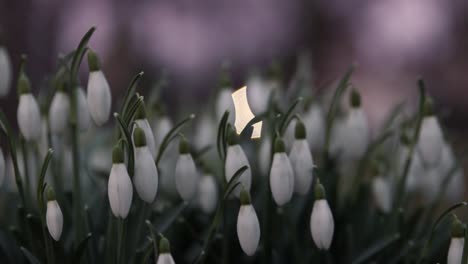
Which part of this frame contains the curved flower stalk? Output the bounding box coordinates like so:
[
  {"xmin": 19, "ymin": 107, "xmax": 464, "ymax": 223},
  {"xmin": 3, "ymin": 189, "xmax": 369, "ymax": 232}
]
[
  {"xmin": 17, "ymin": 68, "xmax": 41, "ymax": 141},
  {"xmin": 133, "ymin": 127, "xmax": 159, "ymax": 203},
  {"xmin": 417, "ymin": 99, "xmax": 444, "ymax": 167},
  {"xmin": 303, "ymin": 103, "xmax": 325, "ymax": 151},
  {"xmin": 269, "ymin": 137, "xmax": 294, "ymax": 206},
  {"xmin": 197, "ymin": 172, "xmax": 218, "ymax": 214},
  {"xmin": 0, "ymin": 147, "xmax": 4, "ymax": 186},
  {"xmin": 87, "ymin": 49, "xmax": 111, "ymax": 125},
  {"xmin": 156, "ymin": 237, "xmax": 176, "ymax": 264},
  {"xmin": 225, "ymin": 127, "xmax": 251, "ymax": 197},
  {"xmin": 76, "ymin": 87, "xmax": 91, "ymax": 131},
  {"xmin": 310, "ymin": 180, "xmax": 334, "ymax": 250},
  {"xmin": 46, "ymin": 187, "xmax": 63, "ymax": 241},
  {"xmin": 237, "ymin": 189, "xmax": 260, "ymax": 256},
  {"xmin": 447, "ymin": 215, "xmax": 465, "ymax": 264},
  {"xmin": 108, "ymin": 145, "xmax": 133, "ymax": 218},
  {"xmin": 133, "ymin": 105, "xmax": 156, "ymax": 157},
  {"xmin": 289, "ymin": 120, "xmax": 314, "ymax": 195},
  {"xmin": 49, "ymin": 84, "xmax": 70, "ymax": 134},
  {"xmin": 0, "ymin": 45, "xmax": 12, "ymax": 97},
  {"xmin": 175, "ymin": 137, "xmax": 199, "ymax": 201},
  {"xmin": 371, "ymin": 175, "xmax": 392, "ymax": 213}
]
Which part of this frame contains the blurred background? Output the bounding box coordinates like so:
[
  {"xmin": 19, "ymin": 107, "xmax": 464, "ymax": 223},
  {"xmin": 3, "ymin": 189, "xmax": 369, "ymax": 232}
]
[{"xmin": 1, "ymin": 0, "xmax": 468, "ymax": 148}]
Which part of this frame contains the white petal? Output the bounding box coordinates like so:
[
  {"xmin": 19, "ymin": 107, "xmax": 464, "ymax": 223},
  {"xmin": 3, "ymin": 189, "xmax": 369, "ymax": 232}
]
[
  {"xmin": 87, "ymin": 71, "xmax": 111, "ymax": 125},
  {"xmin": 303, "ymin": 104, "xmax": 325, "ymax": 151},
  {"xmin": 225, "ymin": 145, "xmax": 251, "ymax": 197},
  {"xmin": 194, "ymin": 115, "xmax": 216, "ymax": 149},
  {"xmin": 237, "ymin": 205, "xmax": 260, "ymax": 256},
  {"xmin": 289, "ymin": 139, "xmax": 314, "ymax": 195},
  {"xmin": 17, "ymin": 94, "xmax": 41, "ymax": 141},
  {"xmin": 447, "ymin": 238, "xmax": 464, "ymax": 264},
  {"xmin": 49, "ymin": 91, "xmax": 70, "ymax": 134},
  {"xmin": 46, "ymin": 200, "xmax": 63, "ymax": 241},
  {"xmin": 76, "ymin": 87, "xmax": 91, "ymax": 131},
  {"xmin": 153, "ymin": 117, "xmax": 173, "ymax": 152},
  {"xmin": 134, "ymin": 146, "xmax": 158, "ymax": 203},
  {"xmin": 341, "ymin": 108, "xmax": 369, "ymax": 160},
  {"xmin": 258, "ymin": 135, "xmax": 271, "ymax": 176},
  {"xmin": 246, "ymin": 76, "xmax": 271, "ymax": 115},
  {"xmin": 283, "ymin": 119, "xmax": 296, "ymax": 152},
  {"xmin": 197, "ymin": 174, "xmax": 218, "ymax": 213},
  {"xmin": 175, "ymin": 154, "xmax": 198, "ymax": 201},
  {"xmin": 310, "ymin": 199, "xmax": 334, "ymax": 250},
  {"xmin": 156, "ymin": 253, "xmax": 176, "ymax": 264},
  {"xmin": 417, "ymin": 116, "xmax": 444, "ymax": 166},
  {"xmin": 108, "ymin": 163, "xmax": 133, "ymax": 218},
  {"xmin": 0, "ymin": 147, "xmax": 5, "ymax": 186},
  {"xmin": 216, "ymin": 88, "xmax": 235, "ymax": 124},
  {"xmin": 269, "ymin": 153, "xmax": 295, "ymax": 206},
  {"xmin": 372, "ymin": 176, "xmax": 392, "ymax": 213},
  {"xmin": 0, "ymin": 47, "xmax": 12, "ymax": 97},
  {"xmin": 134, "ymin": 119, "xmax": 156, "ymax": 157}
]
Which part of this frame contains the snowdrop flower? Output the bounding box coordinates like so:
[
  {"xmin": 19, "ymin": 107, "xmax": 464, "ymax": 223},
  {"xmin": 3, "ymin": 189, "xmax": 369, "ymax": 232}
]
[
  {"xmin": 237, "ymin": 189, "xmax": 260, "ymax": 256},
  {"xmin": 197, "ymin": 172, "xmax": 218, "ymax": 214},
  {"xmin": 371, "ymin": 175, "xmax": 392, "ymax": 213},
  {"xmin": 0, "ymin": 147, "xmax": 4, "ymax": 186},
  {"xmin": 310, "ymin": 180, "xmax": 334, "ymax": 250},
  {"xmin": 49, "ymin": 84, "xmax": 70, "ymax": 134},
  {"xmin": 87, "ymin": 49, "xmax": 111, "ymax": 125},
  {"xmin": 108, "ymin": 145, "xmax": 133, "ymax": 218},
  {"xmin": 0, "ymin": 45, "xmax": 12, "ymax": 97},
  {"xmin": 447, "ymin": 215, "xmax": 465, "ymax": 264},
  {"xmin": 133, "ymin": 127, "xmax": 159, "ymax": 203},
  {"xmin": 215, "ymin": 87, "xmax": 235, "ymax": 124},
  {"xmin": 133, "ymin": 105, "xmax": 156, "ymax": 157},
  {"xmin": 269, "ymin": 137, "xmax": 295, "ymax": 206},
  {"xmin": 194, "ymin": 114, "xmax": 216, "ymax": 150},
  {"xmin": 289, "ymin": 120, "xmax": 314, "ymax": 195},
  {"xmin": 225, "ymin": 127, "xmax": 251, "ymax": 197},
  {"xmin": 417, "ymin": 99, "xmax": 444, "ymax": 167},
  {"xmin": 76, "ymin": 87, "xmax": 91, "ymax": 131},
  {"xmin": 156, "ymin": 238, "xmax": 176, "ymax": 264},
  {"xmin": 46, "ymin": 187, "xmax": 63, "ymax": 241},
  {"xmin": 303, "ymin": 103, "xmax": 325, "ymax": 151},
  {"xmin": 258, "ymin": 134, "xmax": 271, "ymax": 177},
  {"xmin": 246, "ymin": 75, "xmax": 271, "ymax": 115},
  {"xmin": 17, "ymin": 69, "xmax": 41, "ymax": 141},
  {"xmin": 175, "ymin": 138, "xmax": 198, "ymax": 201},
  {"xmin": 420, "ymin": 167, "xmax": 441, "ymax": 204}
]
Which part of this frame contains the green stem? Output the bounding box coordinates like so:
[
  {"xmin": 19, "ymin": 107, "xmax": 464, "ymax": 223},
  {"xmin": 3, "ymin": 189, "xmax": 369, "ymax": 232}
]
[
  {"xmin": 117, "ymin": 219, "xmax": 124, "ymax": 264},
  {"xmin": 129, "ymin": 202, "xmax": 149, "ymax": 263},
  {"xmin": 71, "ymin": 124, "xmax": 83, "ymax": 242},
  {"xmin": 21, "ymin": 138, "xmax": 30, "ymax": 209}
]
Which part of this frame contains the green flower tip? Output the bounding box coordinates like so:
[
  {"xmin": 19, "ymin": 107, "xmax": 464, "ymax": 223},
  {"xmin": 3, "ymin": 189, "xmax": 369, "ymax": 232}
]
[
  {"xmin": 46, "ymin": 186, "xmax": 56, "ymax": 201},
  {"xmin": 56, "ymin": 81, "xmax": 66, "ymax": 92},
  {"xmin": 350, "ymin": 89, "xmax": 361, "ymax": 108},
  {"xmin": 159, "ymin": 237, "xmax": 171, "ymax": 254},
  {"xmin": 451, "ymin": 214, "xmax": 465, "ymax": 238},
  {"xmin": 87, "ymin": 49, "xmax": 100, "ymax": 72},
  {"xmin": 227, "ymin": 125, "xmax": 239, "ymax": 146},
  {"xmin": 240, "ymin": 189, "xmax": 251, "ymax": 205},
  {"xmin": 399, "ymin": 132, "xmax": 411, "ymax": 146},
  {"xmin": 179, "ymin": 137, "xmax": 190, "ymax": 154},
  {"xmin": 423, "ymin": 97, "xmax": 434, "ymax": 117},
  {"xmin": 17, "ymin": 73, "xmax": 30, "ymax": 95},
  {"xmin": 135, "ymin": 104, "xmax": 147, "ymax": 120},
  {"xmin": 112, "ymin": 145, "xmax": 124, "ymax": 164},
  {"xmin": 133, "ymin": 127, "xmax": 147, "ymax": 147},
  {"xmin": 294, "ymin": 120, "xmax": 306, "ymax": 139},
  {"xmin": 314, "ymin": 180, "xmax": 326, "ymax": 200},
  {"xmin": 274, "ymin": 137, "xmax": 285, "ymax": 153}
]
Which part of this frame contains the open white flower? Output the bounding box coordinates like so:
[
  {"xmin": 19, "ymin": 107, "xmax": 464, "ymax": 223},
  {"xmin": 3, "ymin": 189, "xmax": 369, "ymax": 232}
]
[
  {"xmin": 0, "ymin": 147, "xmax": 5, "ymax": 186},
  {"xmin": 289, "ymin": 120, "xmax": 314, "ymax": 195},
  {"xmin": 175, "ymin": 138, "xmax": 199, "ymax": 201},
  {"xmin": 417, "ymin": 99, "xmax": 444, "ymax": 167},
  {"xmin": 108, "ymin": 145, "xmax": 133, "ymax": 218},
  {"xmin": 0, "ymin": 46, "xmax": 12, "ymax": 97},
  {"xmin": 17, "ymin": 71, "xmax": 41, "ymax": 141},
  {"xmin": 371, "ymin": 175, "xmax": 392, "ymax": 213},
  {"xmin": 447, "ymin": 215, "xmax": 465, "ymax": 264},
  {"xmin": 303, "ymin": 104, "xmax": 325, "ymax": 151},
  {"xmin": 46, "ymin": 187, "xmax": 63, "ymax": 241},
  {"xmin": 133, "ymin": 127, "xmax": 159, "ymax": 203},
  {"xmin": 225, "ymin": 127, "xmax": 251, "ymax": 197},
  {"xmin": 246, "ymin": 75, "xmax": 271, "ymax": 115},
  {"xmin": 76, "ymin": 87, "xmax": 91, "ymax": 131},
  {"xmin": 87, "ymin": 49, "xmax": 111, "ymax": 126},
  {"xmin": 197, "ymin": 173, "xmax": 218, "ymax": 214},
  {"xmin": 269, "ymin": 137, "xmax": 295, "ymax": 206},
  {"xmin": 133, "ymin": 105, "xmax": 156, "ymax": 157},
  {"xmin": 310, "ymin": 180, "xmax": 334, "ymax": 250},
  {"xmin": 49, "ymin": 88, "xmax": 70, "ymax": 134},
  {"xmin": 156, "ymin": 238, "xmax": 176, "ymax": 264},
  {"xmin": 237, "ymin": 189, "xmax": 260, "ymax": 256}
]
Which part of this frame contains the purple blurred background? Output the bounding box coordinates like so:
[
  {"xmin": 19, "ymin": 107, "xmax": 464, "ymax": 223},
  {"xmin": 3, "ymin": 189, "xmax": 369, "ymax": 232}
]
[{"xmin": 1, "ymin": 0, "xmax": 468, "ymax": 131}]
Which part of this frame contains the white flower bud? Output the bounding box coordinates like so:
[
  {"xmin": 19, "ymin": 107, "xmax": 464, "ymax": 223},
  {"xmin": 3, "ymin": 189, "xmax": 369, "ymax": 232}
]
[
  {"xmin": 157, "ymin": 238, "xmax": 176, "ymax": 264},
  {"xmin": 419, "ymin": 167, "xmax": 441, "ymax": 204},
  {"xmin": 46, "ymin": 188, "xmax": 63, "ymax": 241},
  {"xmin": 134, "ymin": 119, "xmax": 156, "ymax": 157},
  {"xmin": 49, "ymin": 91, "xmax": 70, "ymax": 134},
  {"xmin": 283, "ymin": 119, "xmax": 296, "ymax": 152},
  {"xmin": 258, "ymin": 135, "xmax": 271, "ymax": 176},
  {"xmin": 194, "ymin": 114, "xmax": 216, "ymax": 150},
  {"xmin": 17, "ymin": 94, "xmax": 41, "ymax": 141},
  {"xmin": 225, "ymin": 144, "xmax": 251, "ymax": 197},
  {"xmin": 0, "ymin": 47, "xmax": 12, "ymax": 97},
  {"xmin": 303, "ymin": 104, "xmax": 325, "ymax": 151},
  {"xmin": 76, "ymin": 87, "xmax": 91, "ymax": 131},
  {"xmin": 87, "ymin": 70, "xmax": 111, "ymax": 125},
  {"xmin": 237, "ymin": 190, "xmax": 260, "ymax": 256},
  {"xmin": 340, "ymin": 108, "xmax": 369, "ymax": 160},
  {"xmin": 108, "ymin": 146, "xmax": 133, "ymax": 218},
  {"xmin": 0, "ymin": 147, "xmax": 5, "ymax": 186},
  {"xmin": 269, "ymin": 138, "xmax": 294, "ymax": 206},
  {"xmin": 197, "ymin": 174, "xmax": 218, "ymax": 214},
  {"xmin": 246, "ymin": 76, "xmax": 271, "ymax": 115},
  {"xmin": 371, "ymin": 176, "xmax": 392, "ymax": 213},
  {"xmin": 175, "ymin": 139, "xmax": 198, "ymax": 201},
  {"xmin": 447, "ymin": 238, "xmax": 464, "ymax": 264},
  {"xmin": 289, "ymin": 140, "xmax": 313, "ymax": 195},
  {"xmin": 216, "ymin": 88, "xmax": 235, "ymax": 123},
  {"xmin": 133, "ymin": 128, "xmax": 159, "ymax": 203},
  {"xmin": 310, "ymin": 199, "xmax": 334, "ymax": 250},
  {"xmin": 153, "ymin": 116, "xmax": 173, "ymax": 152}
]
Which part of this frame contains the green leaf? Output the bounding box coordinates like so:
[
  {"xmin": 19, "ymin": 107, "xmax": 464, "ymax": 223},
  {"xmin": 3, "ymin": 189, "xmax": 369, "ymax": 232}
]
[
  {"xmin": 352, "ymin": 233, "xmax": 400, "ymax": 264},
  {"xmin": 278, "ymin": 97, "xmax": 302, "ymax": 135},
  {"xmin": 379, "ymin": 100, "xmax": 406, "ymax": 133},
  {"xmin": 145, "ymin": 221, "xmax": 158, "ymax": 261},
  {"xmin": 69, "ymin": 27, "xmax": 95, "ymax": 85},
  {"xmin": 73, "ymin": 233, "xmax": 93, "ymax": 264},
  {"xmin": 121, "ymin": 72, "xmax": 145, "ymax": 118},
  {"xmin": 115, "ymin": 113, "xmax": 135, "ymax": 177},
  {"xmin": 462, "ymin": 227, "xmax": 468, "ymax": 264},
  {"xmin": 20, "ymin": 247, "xmax": 41, "ymax": 264},
  {"xmin": 37, "ymin": 149, "xmax": 54, "ymax": 214},
  {"xmin": 223, "ymin": 165, "xmax": 249, "ymax": 199},
  {"xmin": 155, "ymin": 114, "xmax": 195, "ymax": 165},
  {"xmin": 216, "ymin": 111, "xmax": 230, "ymax": 161}
]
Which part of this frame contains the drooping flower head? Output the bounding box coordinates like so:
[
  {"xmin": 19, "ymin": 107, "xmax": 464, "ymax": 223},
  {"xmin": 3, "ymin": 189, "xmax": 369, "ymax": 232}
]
[
  {"xmin": 225, "ymin": 125, "xmax": 251, "ymax": 197},
  {"xmin": 175, "ymin": 136, "xmax": 198, "ymax": 201},
  {"xmin": 269, "ymin": 137, "xmax": 294, "ymax": 206},
  {"xmin": 310, "ymin": 179, "xmax": 334, "ymax": 250},
  {"xmin": 133, "ymin": 127, "xmax": 159, "ymax": 203},
  {"xmin": 87, "ymin": 49, "xmax": 111, "ymax": 125},
  {"xmin": 447, "ymin": 214, "xmax": 465, "ymax": 264},
  {"xmin": 289, "ymin": 119, "xmax": 314, "ymax": 195},
  {"xmin": 237, "ymin": 189, "xmax": 260, "ymax": 256},
  {"xmin": 108, "ymin": 144, "xmax": 133, "ymax": 219},
  {"xmin": 46, "ymin": 186, "xmax": 63, "ymax": 241},
  {"xmin": 17, "ymin": 59, "xmax": 41, "ymax": 141}
]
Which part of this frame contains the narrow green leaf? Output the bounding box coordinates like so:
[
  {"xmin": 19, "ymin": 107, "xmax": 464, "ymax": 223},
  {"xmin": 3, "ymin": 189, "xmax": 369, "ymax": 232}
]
[
  {"xmin": 352, "ymin": 233, "xmax": 400, "ymax": 264},
  {"xmin": 223, "ymin": 165, "xmax": 249, "ymax": 199},
  {"xmin": 462, "ymin": 227, "xmax": 468, "ymax": 264},
  {"xmin": 114, "ymin": 113, "xmax": 135, "ymax": 177},
  {"xmin": 145, "ymin": 221, "xmax": 158, "ymax": 261},
  {"xmin": 37, "ymin": 149, "xmax": 54, "ymax": 213},
  {"xmin": 278, "ymin": 97, "xmax": 302, "ymax": 135},
  {"xmin": 73, "ymin": 233, "xmax": 93, "ymax": 264},
  {"xmin": 216, "ymin": 111, "xmax": 229, "ymax": 161},
  {"xmin": 20, "ymin": 247, "xmax": 41, "ymax": 264},
  {"xmin": 379, "ymin": 100, "xmax": 406, "ymax": 133},
  {"xmin": 69, "ymin": 27, "xmax": 96, "ymax": 84},
  {"xmin": 121, "ymin": 72, "xmax": 145, "ymax": 117}
]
